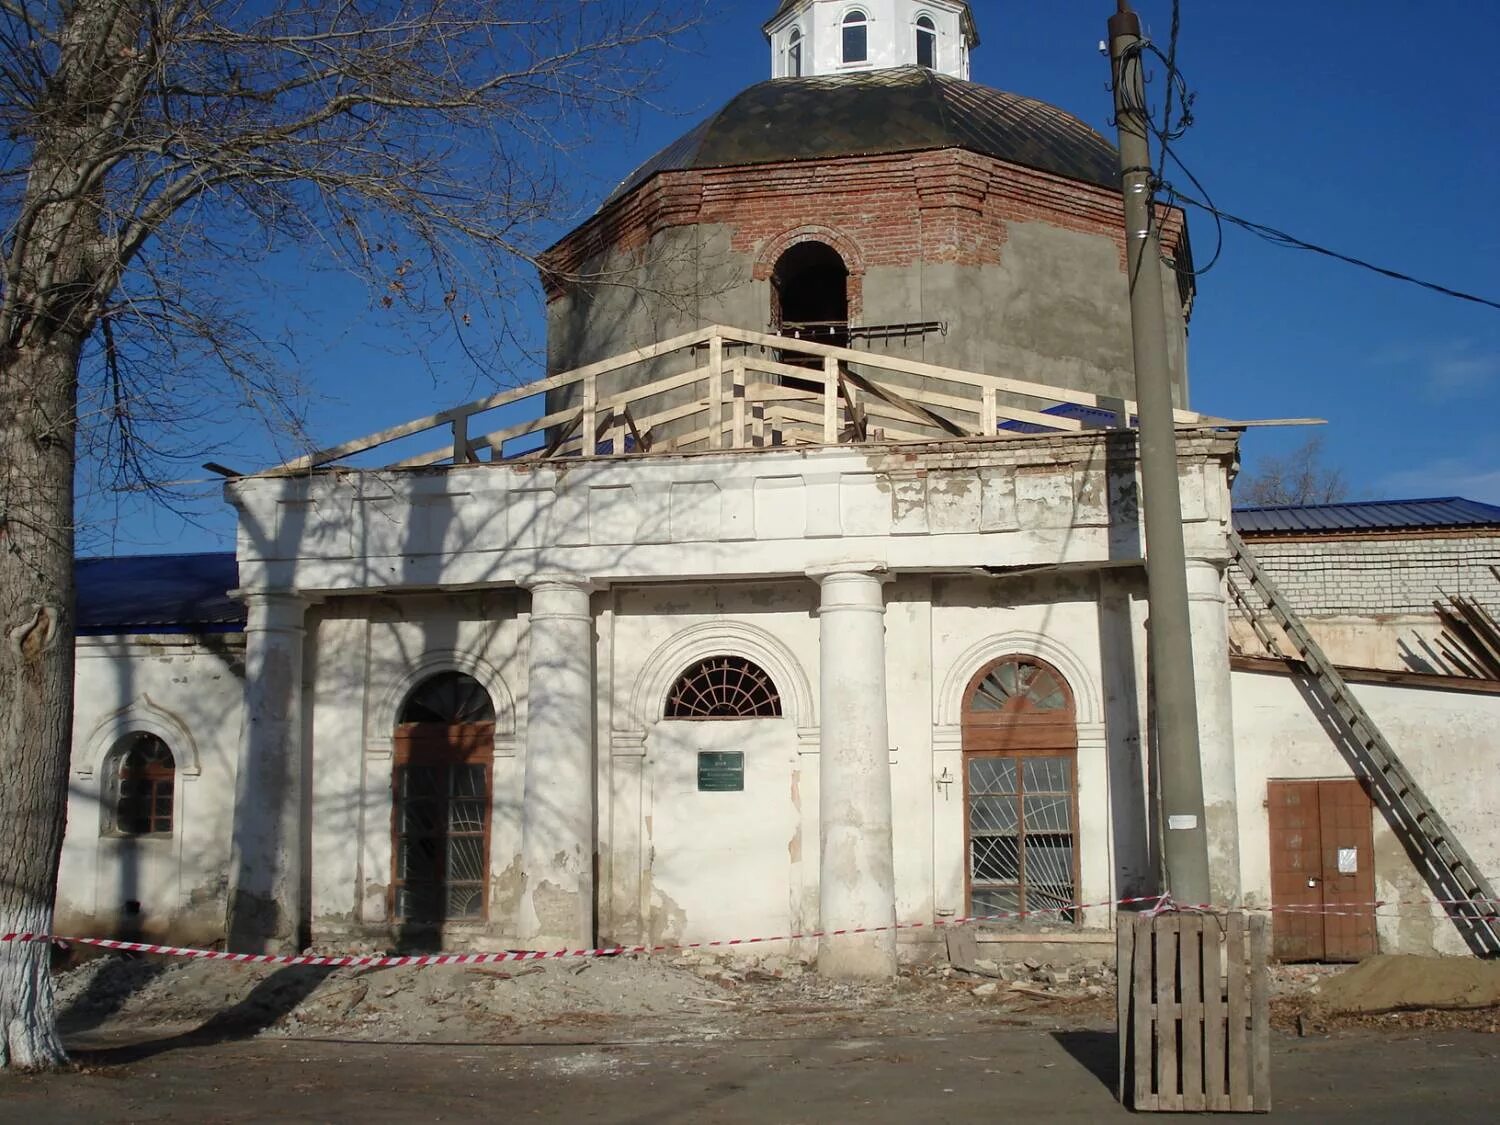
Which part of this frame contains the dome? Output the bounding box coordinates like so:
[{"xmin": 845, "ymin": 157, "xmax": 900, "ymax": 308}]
[{"xmin": 606, "ymin": 67, "xmax": 1118, "ymax": 205}]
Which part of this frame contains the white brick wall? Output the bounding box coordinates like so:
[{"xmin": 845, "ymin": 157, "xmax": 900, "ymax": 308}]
[{"xmin": 1233, "ymin": 535, "xmax": 1500, "ymax": 618}]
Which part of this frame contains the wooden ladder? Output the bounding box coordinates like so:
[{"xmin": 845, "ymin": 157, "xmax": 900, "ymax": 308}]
[{"xmin": 1229, "ymin": 532, "xmax": 1500, "ymax": 957}]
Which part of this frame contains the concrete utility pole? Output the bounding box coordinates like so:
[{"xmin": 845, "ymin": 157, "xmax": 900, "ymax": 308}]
[{"xmin": 1107, "ymin": 1, "xmax": 1212, "ymax": 906}]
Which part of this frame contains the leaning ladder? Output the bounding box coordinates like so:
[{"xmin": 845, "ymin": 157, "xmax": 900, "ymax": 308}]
[{"xmin": 1228, "ymin": 532, "xmax": 1500, "ymax": 957}]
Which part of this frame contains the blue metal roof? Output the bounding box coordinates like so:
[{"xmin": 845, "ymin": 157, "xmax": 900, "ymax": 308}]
[
  {"xmin": 1233, "ymin": 497, "xmax": 1500, "ymax": 536},
  {"xmin": 76, "ymin": 552, "xmax": 243, "ymax": 635},
  {"xmin": 998, "ymin": 402, "xmax": 1134, "ymax": 434}
]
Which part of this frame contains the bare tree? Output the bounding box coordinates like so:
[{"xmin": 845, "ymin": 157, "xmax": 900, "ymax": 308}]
[
  {"xmin": 1236, "ymin": 436, "xmax": 1350, "ymax": 507},
  {"xmin": 0, "ymin": 0, "xmax": 700, "ymax": 1069}
]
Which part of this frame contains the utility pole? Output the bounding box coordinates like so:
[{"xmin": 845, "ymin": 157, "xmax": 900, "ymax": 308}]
[{"xmin": 1107, "ymin": 1, "xmax": 1211, "ymax": 906}]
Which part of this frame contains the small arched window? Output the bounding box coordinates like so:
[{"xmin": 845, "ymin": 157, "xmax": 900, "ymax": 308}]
[
  {"xmin": 786, "ymin": 27, "xmax": 803, "ymax": 77},
  {"xmin": 666, "ymin": 656, "xmax": 783, "ymax": 719},
  {"xmin": 915, "ymin": 15, "xmax": 937, "ymax": 69},
  {"xmin": 842, "ymin": 10, "xmax": 869, "ymax": 65},
  {"xmin": 104, "ymin": 733, "xmax": 175, "ymax": 836}
]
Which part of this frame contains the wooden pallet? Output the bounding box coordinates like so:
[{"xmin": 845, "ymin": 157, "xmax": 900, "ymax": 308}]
[{"xmin": 1117, "ymin": 912, "xmax": 1270, "ymax": 1113}]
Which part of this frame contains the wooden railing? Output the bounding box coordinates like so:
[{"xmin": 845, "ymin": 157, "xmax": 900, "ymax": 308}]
[{"xmin": 270, "ymin": 325, "xmax": 1313, "ymax": 473}]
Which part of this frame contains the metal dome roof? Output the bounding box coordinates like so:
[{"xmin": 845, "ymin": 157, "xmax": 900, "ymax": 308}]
[{"xmin": 606, "ymin": 67, "xmax": 1118, "ymax": 205}]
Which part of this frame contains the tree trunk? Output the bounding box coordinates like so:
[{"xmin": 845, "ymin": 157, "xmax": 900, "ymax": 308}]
[{"xmin": 0, "ymin": 335, "xmax": 80, "ymax": 1070}]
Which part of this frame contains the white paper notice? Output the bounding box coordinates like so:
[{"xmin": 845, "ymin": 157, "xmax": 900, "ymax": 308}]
[
  {"xmin": 1338, "ymin": 847, "xmax": 1358, "ymax": 874},
  {"xmin": 1167, "ymin": 815, "xmax": 1198, "ymax": 831}
]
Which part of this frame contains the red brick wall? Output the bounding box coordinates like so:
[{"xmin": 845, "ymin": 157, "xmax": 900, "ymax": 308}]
[{"xmin": 539, "ymin": 148, "xmax": 1189, "ymax": 305}]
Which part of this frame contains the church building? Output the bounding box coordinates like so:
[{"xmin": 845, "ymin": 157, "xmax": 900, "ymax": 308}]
[{"xmin": 58, "ymin": 1, "xmax": 1500, "ymax": 974}]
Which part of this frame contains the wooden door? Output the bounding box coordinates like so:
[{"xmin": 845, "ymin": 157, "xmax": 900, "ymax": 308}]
[{"xmin": 1267, "ymin": 779, "xmax": 1377, "ymax": 962}]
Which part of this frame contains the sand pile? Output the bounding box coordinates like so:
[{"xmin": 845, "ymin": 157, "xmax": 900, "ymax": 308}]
[{"xmin": 1307, "ymin": 955, "xmax": 1500, "ymax": 1015}]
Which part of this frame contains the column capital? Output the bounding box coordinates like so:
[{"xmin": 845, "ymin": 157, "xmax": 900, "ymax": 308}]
[
  {"xmin": 522, "ymin": 573, "xmax": 599, "ymax": 595},
  {"xmin": 806, "ymin": 561, "xmax": 889, "ymax": 583},
  {"xmin": 524, "ymin": 575, "xmax": 595, "ymax": 625},
  {"xmin": 232, "ymin": 589, "xmax": 310, "ymax": 633},
  {"xmin": 1184, "ymin": 557, "xmax": 1228, "ymax": 603},
  {"xmin": 808, "ymin": 564, "xmax": 889, "ymax": 616}
]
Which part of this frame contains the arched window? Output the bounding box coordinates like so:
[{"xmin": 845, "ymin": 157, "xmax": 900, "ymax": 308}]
[
  {"xmin": 786, "ymin": 27, "xmax": 803, "ymax": 77},
  {"xmin": 915, "ymin": 15, "xmax": 937, "ymax": 69},
  {"xmin": 104, "ymin": 733, "xmax": 175, "ymax": 836},
  {"xmin": 961, "ymin": 656, "xmax": 1078, "ymax": 923},
  {"xmin": 666, "ymin": 656, "xmax": 782, "ymax": 719},
  {"xmin": 842, "ymin": 10, "xmax": 869, "ymax": 65},
  {"xmin": 393, "ymin": 671, "xmax": 496, "ymax": 925}
]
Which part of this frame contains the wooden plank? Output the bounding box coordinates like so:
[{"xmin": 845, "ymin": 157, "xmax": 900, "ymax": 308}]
[
  {"xmin": 1203, "ymin": 917, "xmax": 1228, "ymax": 1111},
  {"xmin": 1117, "ymin": 919, "xmax": 1133, "ymax": 1105},
  {"xmin": 823, "ymin": 356, "xmax": 839, "ymax": 444},
  {"xmin": 1226, "ymin": 912, "xmax": 1250, "ymax": 1112},
  {"xmin": 731, "ymin": 358, "xmax": 747, "ymax": 447},
  {"xmin": 276, "ymin": 324, "xmax": 714, "ymax": 470},
  {"xmin": 711, "ymin": 323, "xmax": 1209, "ymax": 425},
  {"xmin": 1155, "ymin": 919, "xmax": 1182, "ymax": 1111},
  {"xmin": 1180, "ymin": 915, "xmax": 1205, "ymax": 1112},
  {"xmin": 1132, "ymin": 916, "xmax": 1156, "ymax": 1111},
  {"xmin": 776, "ymin": 403, "xmax": 934, "ymax": 444},
  {"xmin": 750, "ymin": 401, "xmax": 765, "ymax": 448},
  {"xmin": 581, "ymin": 374, "xmax": 597, "ymax": 458},
  {"xmin": 394, "ymin": 365, "xmax": 712, "ymax": 467},
  {"xmin": 707, "ymin": 333, "xmax": 724, "ymax": 450},
  {"xmin": 1250, "ymin": 915, "xmax": 1272, "ymax": 1113},
  {"xmin": 981, "ymin": 387, "xmax": 998, "ymax": 436},
  {"xmin": 841, "ymin": 368, "xmax": 969, "ymax": 437}
]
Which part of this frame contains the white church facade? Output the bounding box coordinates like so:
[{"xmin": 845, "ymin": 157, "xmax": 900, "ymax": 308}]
[{"xmin": 58, "ymin": 3, "xmax": 1500, "ymax": 972}]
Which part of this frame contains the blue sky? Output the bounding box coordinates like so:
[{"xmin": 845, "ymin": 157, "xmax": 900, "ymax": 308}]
[{"xmin": 87, "ymin": 1, "xmax": 1499, "ymax": 554}]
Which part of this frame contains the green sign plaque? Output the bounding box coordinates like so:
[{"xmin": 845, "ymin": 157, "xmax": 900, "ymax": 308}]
[{"xmin": 697, "ymin": 751, "xmax": 745, "ymax": 792}]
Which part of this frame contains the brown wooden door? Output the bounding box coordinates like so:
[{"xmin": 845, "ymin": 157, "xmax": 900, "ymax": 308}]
[{"xmin": 1267, "ymin": 779, "xmax": 1377, "ymax": 962}]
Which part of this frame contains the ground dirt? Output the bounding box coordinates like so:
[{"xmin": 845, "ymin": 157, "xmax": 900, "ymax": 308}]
[{"xmin": 2, "ymin": 950, "xmax": 1494, "ymax": 1122}]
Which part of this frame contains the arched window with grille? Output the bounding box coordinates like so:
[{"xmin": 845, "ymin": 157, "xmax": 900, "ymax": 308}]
[
  {"xmin": 915, "ymin": 15, "xmax": 937, "ymax": 69},
  {"xmin": 961, "ymin": 656, "xmax": 1078, "ymax": 923},
  {"xmin": 786, "ymin": 27, "xmax": 803, "ymax": 77},
  {"xmin": 665, "ymin": 656, "xmax": 783, "ymax": 719},
  {"xmin": 841, "ymin": 9, "xmax": 869, "ymax": 65},
  {"xmin": 392, "ymin": 671, "xmax": 496, "ymax": 926},
  {"xmin": 103, "ymin": 733, "xmax": 175, "ymax": 836}
]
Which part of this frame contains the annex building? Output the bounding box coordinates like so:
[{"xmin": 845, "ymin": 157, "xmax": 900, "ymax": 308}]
[{"xmin": 59, "ymin": 1, "xmax": 1500, "ymax": 973}]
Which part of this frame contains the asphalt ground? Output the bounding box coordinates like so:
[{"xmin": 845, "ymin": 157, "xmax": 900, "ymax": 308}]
[{"xmin": 1, "ymin": 1014, "xmax": 1496, "ymax": 1123}]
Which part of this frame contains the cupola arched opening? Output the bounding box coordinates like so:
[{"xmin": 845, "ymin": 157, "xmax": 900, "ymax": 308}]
[
  {"xmin": 391, "ymin": 670, "xmax": 496, "ymax": 929},
  {"xmin": 842, "ymin": 10, "xmax": 869, "ymax": 65},
  {"xmin": 915, "ymin": 15, "xmax": 937, "ymax": 69},
  {"xmin": 785, "ymin": 27, "xmax": 803, "ymax": 77},
  {"xmin": 772, "ymin": 240, "xmax": 850, "ymax": 360}
]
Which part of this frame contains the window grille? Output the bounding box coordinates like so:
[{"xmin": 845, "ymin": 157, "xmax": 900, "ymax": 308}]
[
  {"xmin": 916, "ymin": 15, "xmax": 937, "ymax": 69},
  {"xmin": 966, "ymin": 754, "xmax": 1076, "ymax": 922},
  {"xmin": 969, "ymin": 658, "xmax": 1068, "ymax": 714},
  {"xmin": 399, "ymin": 669, "xmax": 496, "ymax": 725},
  {"xmin": 842, "ymin": 10, "xmax": 868, "ymax": 64},
  {"xmin": 104, "ymin": 733, "xmax": 175, "ymax": 836},
  {"xmin": 665, "ymin": 656, "xmax": 782, "ymax": 719}
]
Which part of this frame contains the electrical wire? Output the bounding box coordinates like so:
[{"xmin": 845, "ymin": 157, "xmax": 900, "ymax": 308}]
[
  {"xmin": 1114, "ymin": 2, "xmax": 1497, "ymax": 310},
  {"xmin": 1168, "ymin": 192, "xmax": 1500, "ymax": 312}
]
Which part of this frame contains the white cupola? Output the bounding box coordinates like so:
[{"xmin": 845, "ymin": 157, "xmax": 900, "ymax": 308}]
[{"xmin": 764, "ymin": 1, "xmax": 979, "ymax": 80}]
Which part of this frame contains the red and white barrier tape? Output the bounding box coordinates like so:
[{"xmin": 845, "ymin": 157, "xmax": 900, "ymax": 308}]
[{"xmin": 2, "ymin": 893, "xmax": 1494, "ymax": 969}]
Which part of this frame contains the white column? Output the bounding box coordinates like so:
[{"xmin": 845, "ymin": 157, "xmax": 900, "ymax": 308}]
[
  {"xmin": 810, "ymin": 564, "xmax": 897, "ymax": 978},
  {"xmin": 518, "ymin": 577, "xmax": 596, "ymax": 949},
  {"xmin": 1187, "ymin": 558, "xmax": 1242, "ymax": 906},
  {"xmin": 227, "ymin": 591, "xmax": 307, "ymax": 953}
]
